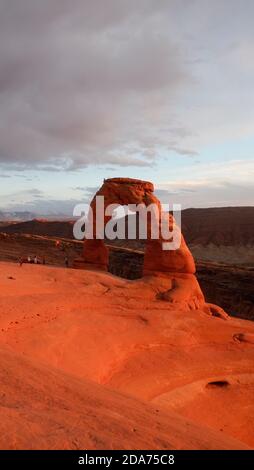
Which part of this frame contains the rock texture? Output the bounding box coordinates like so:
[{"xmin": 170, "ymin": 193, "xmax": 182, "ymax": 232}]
[
  {"xmin": 143, "ymin": 234, "xmax": 196, "ymax": 275},
  {"xmin": 0, "ymin": 261, "xmax": 253, "ymax": 448},
  {"xmin": 0, "ymin": 345, "xmax": 249, "ymax": 450},
  {"xmin": 82, "ymin": 177, "xmax": 160, "ymax": 271},
  {"xmin": 81, "ymin": 178, "xmax": 223, "ymax": 317},
  {"xmin": 82, "ymin": 177, "xmax": 196, "ymax": 278}
]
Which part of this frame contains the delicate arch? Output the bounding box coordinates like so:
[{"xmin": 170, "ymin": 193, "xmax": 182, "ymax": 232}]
[{"xmin": 81, "ymin": 178, "xmax": 195, "ymax": 276}]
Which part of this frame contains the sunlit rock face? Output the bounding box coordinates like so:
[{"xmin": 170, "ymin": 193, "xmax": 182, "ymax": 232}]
[
  {"xmin": 82, "ymin": 177, "xmax": 194, "ymax": 273},
  {"xmin": 78, "ymin": 178, "xmax": 226, "ymax": 318},
  {"xmin": 0, "ymin": 260, "xmax": 253, "ymax": 449},
  {"xmin": 82, "ymin": 177, "xmax": 160, "ymax": 271}
]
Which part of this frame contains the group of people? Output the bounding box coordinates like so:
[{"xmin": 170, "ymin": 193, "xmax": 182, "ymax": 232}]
[
  {"xmin": 18, "ymin": 240, "xmax": 70, "ymax": 268},
  {"xmin": 19, "ymin": 255, "xmax": 69, "ymax": 268},
  {"xmin": 19, "ymin": 255, "xmax": 45, "ymax": 267}
]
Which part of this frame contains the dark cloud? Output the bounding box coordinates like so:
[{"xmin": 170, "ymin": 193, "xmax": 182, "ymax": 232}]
[{"xmin": 0, "ymin": 0, "xmax": 194, "ymax": 171}]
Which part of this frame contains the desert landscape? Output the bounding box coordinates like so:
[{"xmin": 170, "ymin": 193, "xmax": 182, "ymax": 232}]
[
  {"xmin": 0, "ymin": 177, "xmax": 253, "ymax": 451},
  {"xmin": 1, "ymin": 205, "xmax": 253, "ymax": 321},
  {"xmin": 0, "ymin": 0, "xmax": 254, "ymax": 460},
  {"xmin": 0, "ymin": 261, "xmax": 253, "ymax": 450}
]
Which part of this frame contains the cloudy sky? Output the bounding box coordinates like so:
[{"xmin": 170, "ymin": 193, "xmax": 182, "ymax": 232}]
[{"xmin": 0, "ymin": 0, "xmax": 253, "ymax": 215}]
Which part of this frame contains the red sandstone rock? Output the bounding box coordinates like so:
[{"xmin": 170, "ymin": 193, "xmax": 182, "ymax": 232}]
[
  {"xmin": 83, "ymin": 177, "xmax": 161, "ymax": 270},
  {"xmin": 157, "ymin": 273, "xmax": 205, "ymax": 311},
  {"xmin": 83, "ymin": 178, "xmax": 195, "ymax": 275},
  {"xmin": 143, "ymin": 235, "xmax": 196, "ymax": 275},
  {"xmin": 82, "ymin": 178, "xmax": 210, "ymax": 314},
  {"xmin": 233, "ymin": 332, "xmax": 254, "ymax": 344},
  {"xmin": 0, "ymin": 345, "xmax": 248, "ymax": 450},
  {"xmin": 0, "ymin": 261, "xmax": 253, "ymax": 449},
  {"xmin": 82, "ymin": 239, "xmax": 109, "ymax": 271}
]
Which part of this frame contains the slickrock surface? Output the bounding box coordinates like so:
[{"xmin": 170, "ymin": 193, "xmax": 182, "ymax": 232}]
[
  {"xmin": 0, "ymin": 261, "xmax": 253, "ymax": 449},
  {"xmin": 0, "ymin": 180, "xmax": 253, "ymax": 449}
]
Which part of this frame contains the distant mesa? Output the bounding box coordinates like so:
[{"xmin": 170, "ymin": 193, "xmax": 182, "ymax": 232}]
[
  {"xmin": 1, "ymin": 205, "xmax": 254, "ymax": 250},
  {"xmin": 0, "ymin": 218, "xmax": 74, "ymax": 239}
]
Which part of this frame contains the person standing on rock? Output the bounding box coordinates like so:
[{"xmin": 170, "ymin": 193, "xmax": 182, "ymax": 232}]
[{"xmin": 64, "ymin": 256, "xmax": 69, "ymax": 268}]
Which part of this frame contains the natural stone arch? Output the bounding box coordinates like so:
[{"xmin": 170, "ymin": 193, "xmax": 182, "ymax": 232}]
[
  {"xmin": 76, "ymin": 177, "xmax": 227, "ymax": 317},
  {"xmin": 82, "ymin": 177, "xmax": 195, "ymax": 276}
]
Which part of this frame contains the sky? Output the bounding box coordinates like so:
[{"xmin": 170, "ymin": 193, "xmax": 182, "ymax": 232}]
[{"xmin": 0, "ymin": 0, "xmax": 253, "ymax": 215}]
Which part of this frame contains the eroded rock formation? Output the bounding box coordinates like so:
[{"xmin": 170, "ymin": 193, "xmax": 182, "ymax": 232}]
[
  {"xmin": 80, "ymin": 177, "xmax": 226, "ymax": 316},
  {"xmin": 82, "ymin": 177, "xmax": 160, "ymax": 270}
]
